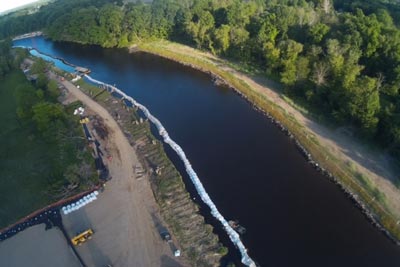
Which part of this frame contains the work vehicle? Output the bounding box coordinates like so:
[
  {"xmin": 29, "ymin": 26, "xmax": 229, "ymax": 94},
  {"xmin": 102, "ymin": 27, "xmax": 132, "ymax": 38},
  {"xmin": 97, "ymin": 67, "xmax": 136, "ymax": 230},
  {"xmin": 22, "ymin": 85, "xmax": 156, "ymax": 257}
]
[
  {"xmin": 161, "ymin": 231, "xmax": 172, "ymax": 242},
  {"xmin": 71, "ymin": 229, "xmax": 94, "ymax": 246}
]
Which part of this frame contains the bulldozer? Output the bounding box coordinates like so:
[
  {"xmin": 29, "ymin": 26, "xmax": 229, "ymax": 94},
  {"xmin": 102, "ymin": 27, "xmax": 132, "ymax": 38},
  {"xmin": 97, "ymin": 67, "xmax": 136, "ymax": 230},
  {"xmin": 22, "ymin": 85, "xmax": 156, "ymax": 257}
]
[{"xmin": 71, "ymin": 229, "xmax": 94, "ymax": 246}]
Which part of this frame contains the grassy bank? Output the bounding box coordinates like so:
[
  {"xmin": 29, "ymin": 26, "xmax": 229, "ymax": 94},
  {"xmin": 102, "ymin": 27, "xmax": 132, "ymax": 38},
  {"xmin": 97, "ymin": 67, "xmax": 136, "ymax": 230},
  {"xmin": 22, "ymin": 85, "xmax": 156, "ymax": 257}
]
[{"xmin": 137, "ymin": 40, "xmax": 400, "ymax": 242}]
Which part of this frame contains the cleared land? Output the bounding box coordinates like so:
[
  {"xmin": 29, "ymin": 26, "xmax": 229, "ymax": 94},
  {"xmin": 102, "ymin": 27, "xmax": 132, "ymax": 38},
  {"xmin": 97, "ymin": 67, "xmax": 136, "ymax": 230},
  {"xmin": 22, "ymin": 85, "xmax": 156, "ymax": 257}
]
[
  {"xmin": 55, "ymin": 73, "xmax": 186, "ymax": 267},
  {"xmin": 0, "ymin": 224, "xmax": 81, "ymax": 267}
]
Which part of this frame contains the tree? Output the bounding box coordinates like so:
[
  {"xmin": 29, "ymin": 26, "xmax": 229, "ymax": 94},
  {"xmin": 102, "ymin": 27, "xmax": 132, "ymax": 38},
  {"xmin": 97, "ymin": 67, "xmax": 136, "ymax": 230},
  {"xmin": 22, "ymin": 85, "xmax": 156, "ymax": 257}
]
[
  {"xmin": 326, "ymin": 39, "xmax": 345, "ymax": 78},
  {"xmin": 187, "ymin": 11, "xmax": 215, "ymax": 49},
  {"xmin": 341, "ymin": 49, "xmax": 364, "ymax": 89},
  {"xmin": 279, "ymin": 40, "xmax": 303, "ymax": 86},
  {"xmin": 213, "ymin": 25, "xmax": 230, "ymax": 53},
  {"xmin": 356, "ymin": 11, "xmax": 382, "ymax": 58},
  {"xmin": 36, "ymin": 73, "xmax": 48, "ymax": 90},
  {"xmin": 228, "ymin": 27, "xmax": 249, "ymax": 59},
  {"xmin": 308, "ymin": 23, "xmax": 329, "ymax": 43},
  {"xmin": 263, "ymin": 42, "xmax": 280, "ymax": 74},
  {"xmin": 32, "ymin": 102, "xmax": 64, "ymax": 132},
  {"xmin": 30, "ymin": 58, "xmax": 47, "ymax": 74},
  {"xmin": 46, "ymin": 80, "xmax": 59, "ymax": 100},
  {"xmin": 311, "ymin": 62, "xmax": 329, "ymax": 87},
  {"xmin": 347, "ymin": 76, "xmax": 380, "ymax": 132},
  {"xmin": 296, "ymin": 56, "xmax": 310, "ymax": 82},
  {"xmin": 319, "ymin": 0, "xmax": 332, "ymax": 14},
  {"xmin": 97, "ymin": 5, "xmax": 124, "ymax": 47},
  {"xmin": 226, "ymin": 0, "xmax": 257, "ymax": 27},
  {"xmin": 15, "ymin": 84, "xmax": 39, "ymax": 120}
]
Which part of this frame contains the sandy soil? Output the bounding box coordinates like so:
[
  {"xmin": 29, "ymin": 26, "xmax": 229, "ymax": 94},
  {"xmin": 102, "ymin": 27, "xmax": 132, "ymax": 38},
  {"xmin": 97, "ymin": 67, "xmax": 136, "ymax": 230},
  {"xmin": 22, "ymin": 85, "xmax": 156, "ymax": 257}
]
[
  {"xmin": 0, "ymin": 224, "xmax": 81, "ymax": 267},
  {"xmin": 140, "ymin": 41, "xmax": 400, "ymax": 218},
  {"xmin": 55, "ymin": 74, "xmax": 186, "ymax": 267}
]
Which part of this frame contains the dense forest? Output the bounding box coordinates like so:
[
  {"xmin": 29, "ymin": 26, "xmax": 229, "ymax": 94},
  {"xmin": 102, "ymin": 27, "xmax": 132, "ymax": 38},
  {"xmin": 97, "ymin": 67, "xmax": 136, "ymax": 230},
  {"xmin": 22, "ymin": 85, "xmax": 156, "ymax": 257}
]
[
  {"xmin": 0, "ymin": 41, "xmax": 98, "ymax": 226},
  {"xmin": 1, "ymin": 0, "xmax": 400, "ymax": 160}
]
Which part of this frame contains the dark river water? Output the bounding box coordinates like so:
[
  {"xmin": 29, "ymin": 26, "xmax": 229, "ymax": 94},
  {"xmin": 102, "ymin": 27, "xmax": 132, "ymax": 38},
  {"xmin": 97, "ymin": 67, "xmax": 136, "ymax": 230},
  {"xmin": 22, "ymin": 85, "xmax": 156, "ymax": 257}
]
[{"xmin": 14, "ymin": 37, "xmax": 400, "ymax": 267}]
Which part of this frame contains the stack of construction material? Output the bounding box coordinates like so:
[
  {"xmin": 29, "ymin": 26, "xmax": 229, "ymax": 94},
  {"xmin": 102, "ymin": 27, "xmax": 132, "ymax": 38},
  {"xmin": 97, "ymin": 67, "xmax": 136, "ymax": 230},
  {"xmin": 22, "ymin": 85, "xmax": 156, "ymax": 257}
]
[{"xmin": 61, "ymin": 191, "xmax": 99, "ymax": 215}]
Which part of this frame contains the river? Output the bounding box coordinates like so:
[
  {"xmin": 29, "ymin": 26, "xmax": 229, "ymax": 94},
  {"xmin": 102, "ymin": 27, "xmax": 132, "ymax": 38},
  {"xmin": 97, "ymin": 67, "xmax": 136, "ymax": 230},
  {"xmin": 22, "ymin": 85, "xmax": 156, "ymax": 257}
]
[{"xmin": 14, "ymin": 37, "xmax": 400, "ymax": 267}]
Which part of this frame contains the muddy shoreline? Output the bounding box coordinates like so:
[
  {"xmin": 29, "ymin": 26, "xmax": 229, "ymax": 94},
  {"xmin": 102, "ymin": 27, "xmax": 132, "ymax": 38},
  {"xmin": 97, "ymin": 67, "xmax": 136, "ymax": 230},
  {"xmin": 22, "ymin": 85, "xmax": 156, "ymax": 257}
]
[{"xmin": 133, "ymin": 48, "xmax": 400, "ymax": 247}]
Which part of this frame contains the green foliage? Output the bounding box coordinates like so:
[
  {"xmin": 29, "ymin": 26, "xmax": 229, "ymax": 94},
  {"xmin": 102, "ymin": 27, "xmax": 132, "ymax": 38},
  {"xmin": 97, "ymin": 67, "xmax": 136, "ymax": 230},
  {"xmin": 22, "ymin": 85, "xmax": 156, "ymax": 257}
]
[
  {"xmin": 279, "ymin": 40, "xmax": 303, "ymax": 86},
  {"xmin": 46, "ymin": 79, "xmax": 59, "ymax": 100},
  {"xmin": 0, "ymin": 69, "xmax": 96, "ymax": 228},
  {"xmin": 15, "ymin": 83, "xmax": 39, "ymax": 119},
  {"xmin": 217, "ymin": 246, "xmax": 228, "ymax": 255},
  {"xmin": 32, "ymin": 101, "xmax": 64, "ymax": 132},
  {"xmin": 30, "ymin": 58, "xmax": 47, "ymax": 74},
  {"xmin": 347, "ymin": 76, "xmax": 380, "ymax": 132},
  {"xmin": 2, "ymin": 0, "xmax": 400, "ymax": 158},
  {"xmin": 213, "ymin": 24, "xmax": 230, "ymax": 53},
  {"xmin": 308, "ymin": 23, "xmax": 330, "ymax": 43},
  {"xmin": 0, "ymin": 39, "xmax": 13, "ymax": 79},
  {"xmin": 187, "ymin": 10, "xmax": 215, "ymax": 49},
  {"xmin": 36, "ymin": 73, "xmax": 48, "ymax": 89}
]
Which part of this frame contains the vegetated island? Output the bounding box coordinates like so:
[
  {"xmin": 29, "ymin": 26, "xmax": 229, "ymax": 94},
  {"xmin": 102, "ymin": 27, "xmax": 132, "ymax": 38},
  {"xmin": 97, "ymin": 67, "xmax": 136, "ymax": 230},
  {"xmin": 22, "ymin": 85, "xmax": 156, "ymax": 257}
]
[{"xmin": 2, "ymin": 0, "xmax": 400, "ymax": 250}]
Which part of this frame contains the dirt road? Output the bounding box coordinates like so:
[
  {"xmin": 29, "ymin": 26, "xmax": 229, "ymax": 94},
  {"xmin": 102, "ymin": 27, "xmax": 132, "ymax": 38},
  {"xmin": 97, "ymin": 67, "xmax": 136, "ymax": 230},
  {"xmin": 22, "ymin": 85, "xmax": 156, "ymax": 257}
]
[{"xmin": 57, "ymin": 75, "xmax": 184, "ymax": 267}]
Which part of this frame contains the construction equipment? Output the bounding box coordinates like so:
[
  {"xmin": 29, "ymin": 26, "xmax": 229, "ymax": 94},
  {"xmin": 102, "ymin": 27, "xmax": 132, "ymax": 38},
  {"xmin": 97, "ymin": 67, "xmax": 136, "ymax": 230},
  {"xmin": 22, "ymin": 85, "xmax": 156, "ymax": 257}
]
[
  {"xmin": 79, "ymin": 117, "xmax": 90, "ymax": 124},
  {"xmin": 160, "ymin": 231, "xmax": 172, "ymax": 242},
  {"xmin": 71, "ymin": 229, "xmax": 94, "ymax": 246}
]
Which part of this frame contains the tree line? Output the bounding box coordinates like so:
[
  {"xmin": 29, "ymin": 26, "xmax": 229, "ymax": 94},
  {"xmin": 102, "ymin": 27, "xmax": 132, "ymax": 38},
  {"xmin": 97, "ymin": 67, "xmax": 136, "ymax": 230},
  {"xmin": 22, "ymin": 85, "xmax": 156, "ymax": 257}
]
[{"xmin": 1, "ymin": 0, "xmax": 400, "ymax": 160}]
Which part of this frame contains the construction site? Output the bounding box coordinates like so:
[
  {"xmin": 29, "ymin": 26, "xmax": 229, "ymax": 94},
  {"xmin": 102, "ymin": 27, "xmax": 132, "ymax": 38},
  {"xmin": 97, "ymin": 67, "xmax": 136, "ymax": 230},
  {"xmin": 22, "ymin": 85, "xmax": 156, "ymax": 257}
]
[{"xmin": 0, "ymin": 57, "xmax": 225, "ymax": 267}]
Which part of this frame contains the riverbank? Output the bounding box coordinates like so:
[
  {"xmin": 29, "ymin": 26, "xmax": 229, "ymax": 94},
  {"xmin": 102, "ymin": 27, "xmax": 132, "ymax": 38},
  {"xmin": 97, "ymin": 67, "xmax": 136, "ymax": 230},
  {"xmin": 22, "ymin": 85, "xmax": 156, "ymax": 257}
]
[
  {"xmin": 69, "ymin": 74, "xmax": 227, "ymax": 266},
  {"xmin": 50, "ymin": 71, "xmax": 188, "ymax": 266},
  {"xmin": 136, "ymin": 40, "xmax": 400, "ymax": 243}
]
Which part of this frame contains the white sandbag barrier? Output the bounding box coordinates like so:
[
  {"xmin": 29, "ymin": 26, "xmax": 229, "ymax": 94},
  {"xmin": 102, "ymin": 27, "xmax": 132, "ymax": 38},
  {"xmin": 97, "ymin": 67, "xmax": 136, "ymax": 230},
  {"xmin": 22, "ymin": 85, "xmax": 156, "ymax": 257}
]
[
  {"xmin": 84, "ymin": 75, "xmax": 256, "ymax": 267},
  {"xmin": 62, "ymin": 191, "xmax": 99, "ymax": 215}
]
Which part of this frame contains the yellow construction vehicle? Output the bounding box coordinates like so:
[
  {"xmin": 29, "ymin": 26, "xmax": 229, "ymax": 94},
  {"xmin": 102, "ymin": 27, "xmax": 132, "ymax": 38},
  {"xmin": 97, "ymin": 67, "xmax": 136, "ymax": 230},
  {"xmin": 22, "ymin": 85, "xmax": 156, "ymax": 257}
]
[
  {"xmin": 79, "ymin": 117, "xmax": 90, "ymax": 124},
  {"xmin": 71, "ymin": 229, "xmax": 94, "ymax": 246}
]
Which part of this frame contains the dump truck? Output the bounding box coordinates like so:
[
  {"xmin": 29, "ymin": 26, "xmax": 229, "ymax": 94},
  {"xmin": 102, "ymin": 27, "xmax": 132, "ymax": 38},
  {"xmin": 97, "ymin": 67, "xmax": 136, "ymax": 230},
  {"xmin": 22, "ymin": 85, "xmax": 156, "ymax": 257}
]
[{"xmin": 71, "ymin": 229, "xmax": 94, "ymax": 246}]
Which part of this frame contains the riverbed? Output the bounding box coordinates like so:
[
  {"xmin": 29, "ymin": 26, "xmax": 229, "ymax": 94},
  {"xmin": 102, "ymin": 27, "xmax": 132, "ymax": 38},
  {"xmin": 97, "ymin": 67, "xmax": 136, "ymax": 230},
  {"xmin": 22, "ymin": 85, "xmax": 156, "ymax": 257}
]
[{"xmin": 13, "ymin": 37, "xmax": 400, "ymax": 267}]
